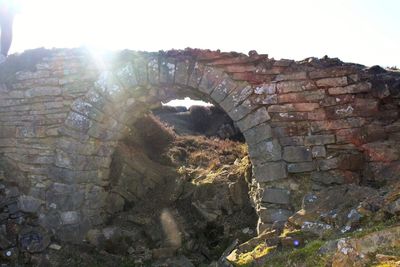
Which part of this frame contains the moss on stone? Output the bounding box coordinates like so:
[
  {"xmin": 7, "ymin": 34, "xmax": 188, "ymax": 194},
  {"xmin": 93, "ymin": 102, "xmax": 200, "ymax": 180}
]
[{"xmin": 231, "ymin": 244, "xmax": 276, "ymax": 267}]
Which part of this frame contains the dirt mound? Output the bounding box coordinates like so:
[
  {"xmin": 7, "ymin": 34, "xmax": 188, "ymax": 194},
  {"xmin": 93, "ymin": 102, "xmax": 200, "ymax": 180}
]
[{"xmin": 85, "ymin": 114, "xmax": 256, "ymax": 266}]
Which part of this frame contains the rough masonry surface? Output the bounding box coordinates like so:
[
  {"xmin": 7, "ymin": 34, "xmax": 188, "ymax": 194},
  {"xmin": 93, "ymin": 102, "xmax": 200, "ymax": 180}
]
[{"xmin": 0, "ymin": 48, "xmax": 399, "ymax": 241}]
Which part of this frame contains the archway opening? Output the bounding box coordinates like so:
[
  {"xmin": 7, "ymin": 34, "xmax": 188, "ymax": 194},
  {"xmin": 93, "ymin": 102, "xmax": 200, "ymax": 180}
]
[{"xmin": 102, "ymin": 94, "xmax": 257, "ymax": 264}]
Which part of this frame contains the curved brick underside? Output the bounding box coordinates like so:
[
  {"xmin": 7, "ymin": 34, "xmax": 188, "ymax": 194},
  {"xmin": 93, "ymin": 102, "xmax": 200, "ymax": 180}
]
[{"xmin": 0, "ymin": 48, "xmax": 399, "ymax": 240}]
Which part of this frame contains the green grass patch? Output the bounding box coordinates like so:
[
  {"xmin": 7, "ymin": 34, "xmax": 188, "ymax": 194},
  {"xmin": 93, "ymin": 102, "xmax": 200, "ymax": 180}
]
[{"xmin": 264, "ymin": 240, "xmax": 329, "ymax": 267}]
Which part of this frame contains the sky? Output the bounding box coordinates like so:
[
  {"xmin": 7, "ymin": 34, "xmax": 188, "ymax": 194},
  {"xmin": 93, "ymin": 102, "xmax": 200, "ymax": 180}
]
[{"xmin": 9, "ymin": 0, "xmax": 400, "ymax": 68}]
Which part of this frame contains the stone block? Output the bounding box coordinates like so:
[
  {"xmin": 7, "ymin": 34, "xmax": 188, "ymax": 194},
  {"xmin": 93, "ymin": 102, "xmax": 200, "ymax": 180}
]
[
  {"xmin": 271, "ymin": 111, "xmax": 308, "ymax": 122},
  {"xmin": 254, "ymin": 83, "xmax": 276, "ymax": 95},
  {"xmin": 309, "ymin": 67, "xmax": 357, "ymax": 79},
  {"xmin": 16, "ymin": 126, "xmax": 47, "ymax": 138},
  {"xmin": 87, "ymin": 122, "xmax": 120, "ymax": 141},
  {"xmin": 259, "ymin": 208, "xmax": 292, "ymax": 223},
  {"xmin": 272, "ymin": 121, "xmax": 310, "ymax": 137},
  {"xmin": 56, "ymin": 219, "xmax": 90, "ymax": 243},
  {"xmin": 45, "ymin": 183, "xmax": 85, "ymax": 211},
  {"xmin": 188, "ymin": 62, "xmax": 205, "ymax": 88},
  {"xmin": 316, "ymin": 77, "xmax": 348, "ymax": 87},
  {"xmin": 249, "ymin": 139, "xmax": 282, "ymax": 164},
  {"xmin": 65, "ymin": 112, "xmax": 91, "ymax": 132},
  {"xmin": 230, "ymin": 85, "xmax": 253, "ymax": 106},
  {"xmin": 114, "ymin": 62, "xmax": 138, "ymax": 88},
  {"xmin": 16, "ymin": 70, "xmax": 50, "ymax": 80},
  {"xmin": 353, "ymin": 98, "xmax": 379, "ymax": 116},
  {"xmin": 71, "ymin": 99, "xmax": 104, "ymax": 122},
  {"xmin": 275, "ymin": 72, "xmax": 307, "ymax": 81},
  {"xmin": 307, "ymin": 109, "xmax": 327, "ymax": 120},
  {"xmin": 48, "ymin": 166, "xmax": 107, "ymax": 185},
  {"xmin": 0, "ymin": 138, "xmax": 16, "ymax": 147},
  {"xmin": 57, "ymin": 137, "xmax": 115, "ymax": 157},
  {"xmin": 304, "ymin": 135, "xmax": 335, "ymax": 146},
  {"xmin": 328, "ymin": 82, "xmax": 372, "ymax": 95},
  {"xmin": 312, "ymin": 146, "xmax": 326, "ymax": 158},
  {"xmin": 198, "ymin": 66, "xmax": 224, "ymax": 94},
  {"xmin": 279, "ymin": 136, "xmax": 305, "ymax": 146},
  {"xmin": 147, "ymin": 57, "xmax": 159, "ymax": 84},
  {"xmin": 317, "ymin": 157, "xmax": 338, "ymax": 171},
  {"xmin": 273, "ymin": 59, "xmax": 294, "ymax": 67},
  {"xmin": 310, "ymin": 117, "xmax": 367, "ymax": 132},
  {"xmin": 219, "ymin": 94, "xmax": 236, "ymax": 112},
  {"xmin": 262, "ymin": 188, "xmax": 291, "ymax": 204},
  {"xmin": 243, "ymin": 123, "xmax": 273, "ymax": 145},
  {"xmin": 253, "ymin": 161, "xmax": 288, "ymax": 182},
  {"xmin": 228, "ymin": 100, "xmax": 254, "ymax": 121},
  {"xmin": 268, "ymin": 103, "xmax": 320, "ymax": 113},
  {"xmin": 60, "ymin": 211, "xmax": 80, "ymax": 225},
  {"xmin": 85, "ymin": 185, "xmax": 107, "ymax": 210},
  {"xmin": 320, "ymin": 94, "xmax": 355, "ymax": 107},
  {"xmin": 94, "ymin": 70, "xmax": 123, "ymax": 95},
  {"xmin": 210, "ymin": 75, "xmax": 238, "ymax": 103},
  {"xmin": 18, "ymin": 195, "xmax": 42, "ymax": 213},
  {"xmin": 159, "ymin": 58, "xmax": 175, "ymax": 84},
  {"xmin": 221, "ymin": 85, "xmax": 253, "ymax": 112},
  {"xmin": 287, "ymin": 162, "xmax": 316, "ymax": 173},
  {"xmin": 174, "ymin": 60, "xmax": 190, "ymax": 85},
  {"xmin": 0, "ymin": 126, "xmax": 15, "ymax": 138},
  {"xmin": 276, "ymin": 81, "xmax": 316, "ymax": 93},
  {"xmin": 236, "ymin": 107, "xmax": 271, "ymax": 132},
  {"xmin": 260, "ymin": 94, "xmax": 278, "ymax": 105},
  {"xmin": 133, "ymin": 57, "xmax": 148, "ymax": 86},
  {"xmin": 278, "ymin": 89, "xmax": 326, "ymax": 103},
  {"xmin": 336, "ymin": 128, "xmax": 366, "ymax": 145},
  {"xmin": 25, "ymin": 87, "xmax": 61, "ymax": 98},
  {"xmin": 283, "ymin": 146, "xmax": 312, "ymax": 162}
]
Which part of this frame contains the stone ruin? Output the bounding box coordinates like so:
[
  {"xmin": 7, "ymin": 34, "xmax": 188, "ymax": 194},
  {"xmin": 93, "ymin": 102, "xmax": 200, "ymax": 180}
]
[{"xmin": 0, "ymin": 48, "xmax": 399, "ymax": 247}]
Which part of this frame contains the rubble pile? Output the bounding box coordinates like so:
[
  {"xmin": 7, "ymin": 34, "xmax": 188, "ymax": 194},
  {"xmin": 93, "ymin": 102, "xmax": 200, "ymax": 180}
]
[{"xmin": 0, "ymin": 176, "xmax": 52, "ymax": 265}]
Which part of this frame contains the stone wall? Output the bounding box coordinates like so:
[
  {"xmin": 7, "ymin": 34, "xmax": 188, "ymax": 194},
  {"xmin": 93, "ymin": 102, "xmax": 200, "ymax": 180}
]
[{"xmin": 0, "ymin": 48, "xmax": 399, "ymax": 241}]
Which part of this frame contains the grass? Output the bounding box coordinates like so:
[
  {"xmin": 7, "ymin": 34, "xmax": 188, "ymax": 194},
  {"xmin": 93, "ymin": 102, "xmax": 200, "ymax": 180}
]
[
  {"xmin": 367, "ymin": 246, "xmax": 400, "ymax": 267},
  {"xmin": 264, "ymin": 240, "xmax": 329, "ymax": 267},
  {"xmin": 343, "ymin": 216, "xmax": 399, "ymax": 239},
  {"xmin": 168, "ymin": 135, "xmax": 250, "ymax": 185}
]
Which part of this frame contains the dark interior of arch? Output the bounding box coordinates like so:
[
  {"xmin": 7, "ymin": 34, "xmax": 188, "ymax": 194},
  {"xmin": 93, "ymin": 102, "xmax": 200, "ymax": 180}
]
[{"xmin": 105, "ymin": 96, "xmax": 256, "ymax": 264}]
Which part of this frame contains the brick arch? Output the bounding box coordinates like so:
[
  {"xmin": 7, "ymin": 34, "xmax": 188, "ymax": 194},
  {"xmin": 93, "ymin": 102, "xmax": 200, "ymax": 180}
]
[
  {"xmin": 52, "ymin": 51, "xmax": 287, "ymax": 240},
  {"xmin": 0, "ymin": 48, "xmax": 399, "ymax": 241}
]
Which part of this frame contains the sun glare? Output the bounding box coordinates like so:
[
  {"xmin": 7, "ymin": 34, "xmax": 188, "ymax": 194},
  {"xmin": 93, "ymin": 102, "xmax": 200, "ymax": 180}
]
[
  {"xmin": 163, "ymin": 97, "xmax": 213, "ymax": 109},
  {"xmin": 11, "ymin": 0, "xmax": 400, "ymax": 66}
]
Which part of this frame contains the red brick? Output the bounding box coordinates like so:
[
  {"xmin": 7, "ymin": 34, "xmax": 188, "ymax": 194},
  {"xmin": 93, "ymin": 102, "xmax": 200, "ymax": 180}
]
[
  {"xmin": 309, "ymin": 66, "xmax": 359, "ymax": 79},
  {"xmin": 278, "ymin": 90, "xmax": 325, "ymax": 103},
  {"xmin": 275, "ymin": 72, "xmax": 307, "ymax": 81},
  {"xmin": 225, "ymin": 64, "xmax": 257, "ymax": 73},
  {"xmin": 328, "ymin": 82, "xmax": 371, "ymax": 95},
  {"xmin": 316, "ymin": 77, "xmax": 348, "ymax": 88}
]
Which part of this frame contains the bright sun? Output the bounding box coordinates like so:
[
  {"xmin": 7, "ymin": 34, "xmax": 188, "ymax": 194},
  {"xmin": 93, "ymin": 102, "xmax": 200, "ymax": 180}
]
[
  {"xmin": 14, "ymin": 0, "xmax": 121, "ymax": 51},
  {"xmin": 10, "ymin": 0, "xmax": 400, "ymax": 67}
]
